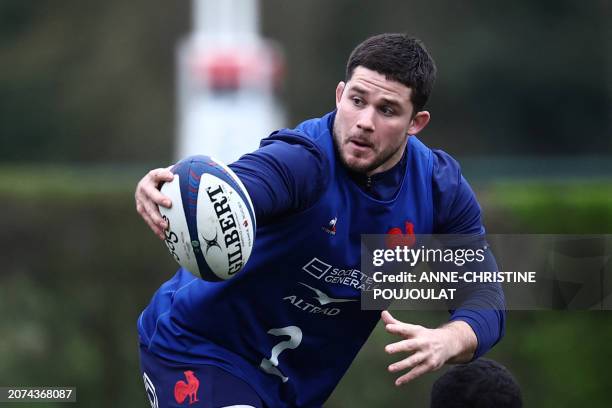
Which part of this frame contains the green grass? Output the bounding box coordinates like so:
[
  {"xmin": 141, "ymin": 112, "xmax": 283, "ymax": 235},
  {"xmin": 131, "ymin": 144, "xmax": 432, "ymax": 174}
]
[
  {"xmin": 486, "ymin": 180, "xmax": 612, "ymax": 207},
  {"xmin": 478, "ymin": 180, "xmax": 612, "ymax": 233},
  {"xmin": 0, "ymin": 164, "xmax": 146, "ymax": 198}
]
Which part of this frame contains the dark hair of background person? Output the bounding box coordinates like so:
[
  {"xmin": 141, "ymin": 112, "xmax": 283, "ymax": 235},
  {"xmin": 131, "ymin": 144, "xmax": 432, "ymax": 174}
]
[{"xmin": 430, "ymin": 358, "xmax": 523, "ymax": 408}]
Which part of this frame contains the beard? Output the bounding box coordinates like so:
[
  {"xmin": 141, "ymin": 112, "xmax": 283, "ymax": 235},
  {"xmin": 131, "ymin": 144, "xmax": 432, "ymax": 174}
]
[{"xmin": 333, "ymin": 120, "xmax": 405, "ymax": 175}]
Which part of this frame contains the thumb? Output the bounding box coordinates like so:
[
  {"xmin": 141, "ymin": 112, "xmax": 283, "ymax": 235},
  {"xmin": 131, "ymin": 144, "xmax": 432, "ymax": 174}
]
[{"xmin": 381, "ymin": 310, "xmax": 400, "ymax": 325}]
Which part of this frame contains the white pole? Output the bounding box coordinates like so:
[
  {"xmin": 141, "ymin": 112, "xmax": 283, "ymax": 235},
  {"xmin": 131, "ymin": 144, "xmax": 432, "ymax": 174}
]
[
  {"xmin": 177, "ymin": 0, "xmax": 285, "ymax": 163},
  {"xmin": 193, "ymin": 0, "xmax": 259, "ymax": 42}
]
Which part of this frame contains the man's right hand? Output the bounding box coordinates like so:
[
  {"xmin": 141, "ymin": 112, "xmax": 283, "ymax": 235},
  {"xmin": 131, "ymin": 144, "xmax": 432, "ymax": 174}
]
[{"xmin": 135, "ymin": 167, "xmax": 175, "ymax": 240}]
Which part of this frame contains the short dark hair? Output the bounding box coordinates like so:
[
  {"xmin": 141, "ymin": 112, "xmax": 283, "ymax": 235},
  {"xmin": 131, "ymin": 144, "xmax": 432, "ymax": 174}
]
[
  {"xmin": 430, "ymin": 358, "xmax": 523, "ymax": 408},
  {"xmin": 346, "ymin": 33, "xmax": 437, "ymax": 113}
]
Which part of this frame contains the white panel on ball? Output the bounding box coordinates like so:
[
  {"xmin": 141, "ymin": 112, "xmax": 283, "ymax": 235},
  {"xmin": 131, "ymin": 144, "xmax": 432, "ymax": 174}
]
[{"xmin": 159, "ymin": 175, "xmax": 200, "ymax": 275}]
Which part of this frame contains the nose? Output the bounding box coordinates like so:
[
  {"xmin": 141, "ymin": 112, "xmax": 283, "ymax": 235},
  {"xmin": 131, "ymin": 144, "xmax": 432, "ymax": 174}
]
[{"xmin": 356, "ymin": 107, "xmax": 375, "ymax": 132}]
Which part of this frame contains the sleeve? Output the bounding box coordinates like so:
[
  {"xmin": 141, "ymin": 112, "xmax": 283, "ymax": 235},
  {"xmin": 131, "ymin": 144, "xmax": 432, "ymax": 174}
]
[
  {"xmin": 446, "ymin": 249, "xmax": 506, "ymax": 359},
  {"xmin": 228, "ymin": 131, "xmax": 330, "ymax": 225},
  {"xmin": 431, "ymin": 149, "xmax": 506, "ymax": 359}
]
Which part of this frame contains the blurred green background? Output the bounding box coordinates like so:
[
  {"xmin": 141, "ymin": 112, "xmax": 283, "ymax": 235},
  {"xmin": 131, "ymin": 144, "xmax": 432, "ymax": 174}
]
[{"xmin": 1, "ymin": 0, "xmax": 611, "ymax": 407}]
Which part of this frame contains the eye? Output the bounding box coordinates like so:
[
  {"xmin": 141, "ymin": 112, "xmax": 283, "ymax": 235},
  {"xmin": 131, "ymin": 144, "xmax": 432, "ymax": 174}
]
[
  {"xmin": 380, "ymin": 105, "xmax": 395, "ymax": 116},
  {"xmin": 351, "ymin": 96, "xmax": 364, "ymax": 106}
]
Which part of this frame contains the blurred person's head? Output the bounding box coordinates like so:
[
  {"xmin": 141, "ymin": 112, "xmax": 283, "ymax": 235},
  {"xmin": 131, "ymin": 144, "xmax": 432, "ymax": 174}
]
[
  {"xmin": 333, "ymin": 33, "xmax": 436, "ymax": 176},
  {"xmin": 430, "ymin": 358, "xmax": 522, "ymax": 408}
]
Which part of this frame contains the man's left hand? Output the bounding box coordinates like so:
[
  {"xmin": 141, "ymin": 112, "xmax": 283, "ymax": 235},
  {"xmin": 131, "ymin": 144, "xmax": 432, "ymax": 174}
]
[{"xmin": 382, "ymin": 310, "xmax": 477, "ymax": 386}]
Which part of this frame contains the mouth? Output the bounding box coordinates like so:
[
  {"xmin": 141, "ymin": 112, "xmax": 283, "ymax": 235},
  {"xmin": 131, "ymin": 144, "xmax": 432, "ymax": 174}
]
[
  {"xmin": 347, "ymin": 139, "xmax": 373, "ymax": 157},
  {"xmin": 348, "ymin": 138, "xmax": 373, "ymax": 150}
]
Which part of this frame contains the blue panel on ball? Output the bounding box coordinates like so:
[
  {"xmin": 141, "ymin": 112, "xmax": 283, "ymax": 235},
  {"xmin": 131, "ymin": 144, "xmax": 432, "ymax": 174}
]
[{"xmin": 190, "ymin": 156, "xmax": 257, "ymax": 233}]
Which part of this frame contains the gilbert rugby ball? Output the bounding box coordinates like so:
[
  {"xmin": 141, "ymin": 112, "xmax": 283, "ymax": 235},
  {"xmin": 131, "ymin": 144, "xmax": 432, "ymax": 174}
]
[{"xmin": 158, "ymin": 155, "xmax": 256, "ymax": 281}]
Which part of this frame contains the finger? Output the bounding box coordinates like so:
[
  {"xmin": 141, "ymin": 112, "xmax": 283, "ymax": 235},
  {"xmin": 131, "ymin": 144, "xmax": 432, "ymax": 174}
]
[
  {"xmin": 146, "ymin": 217, "xmax": 166, "ymax": 240},
  {"xmin": 141, "ymin": 210, "xmax": 165, "ymax": 239},
  {"xmin": 142, "ymin": 184, "xmax": 173, "ymax": 208},
  {"xmin": 381, "ymin": 310, "xmax": 400, "ymax": 325},
  {"xmin": 143, "ymin": 169, "xmax": 174, "ymax": 207},
  {"xmin": 385, "ymin": 339, "xmax": 420, "ymax": 355},
  {"xmin": 385, "ymin": 323, "xmax": 421, "ymax": 338},
  {"xmin": 137, "ymin": 200, "xmax": 166, "ymax": 239},
  {"xmin": 388, "ymin": 352, "xmax": 425, "ymax": 373},
  {"xmin": 143, "ymin": 198, "xmax": 167, "ymax": 229},
  {"xmin": 394, "ymin": 362, "xmax": 432, "ymax": 386},
  {"xmin": 151, "ymin": 167, "xmax": 175, "ymax": 183}
]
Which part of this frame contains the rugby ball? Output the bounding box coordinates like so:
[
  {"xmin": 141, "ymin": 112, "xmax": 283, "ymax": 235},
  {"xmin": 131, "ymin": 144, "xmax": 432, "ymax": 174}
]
[{"xmin": 158, "ymin": 155, "xmax": 256, "ymax": 281}]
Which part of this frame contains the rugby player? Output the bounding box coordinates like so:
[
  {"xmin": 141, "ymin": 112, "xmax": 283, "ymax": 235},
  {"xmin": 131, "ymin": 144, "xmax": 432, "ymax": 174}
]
[{"xmin": 135, "ymin": 33, "xmax": 505, "ymax": 407}]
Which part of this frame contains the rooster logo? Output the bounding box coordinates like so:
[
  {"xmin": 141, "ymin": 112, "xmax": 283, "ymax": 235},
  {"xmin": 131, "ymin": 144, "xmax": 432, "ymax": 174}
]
[
  {"xmin": 322, "ymin": 216, "xmax": 338, "ymax": 235},
  {"xmin": 174, "ymin": 370, "xmax": 200, "ymax": 405}
]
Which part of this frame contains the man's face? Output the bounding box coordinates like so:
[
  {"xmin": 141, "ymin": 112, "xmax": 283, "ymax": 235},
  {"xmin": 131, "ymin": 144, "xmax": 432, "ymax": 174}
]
[{"xmin": 333, "ymin": 66, "xmax": 428, "ymax": 175}]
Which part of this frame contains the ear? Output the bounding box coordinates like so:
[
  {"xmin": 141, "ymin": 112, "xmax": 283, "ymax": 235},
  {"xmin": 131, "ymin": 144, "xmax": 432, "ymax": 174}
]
[
  {"xmin": 407, "ymin": 111, "xmax": 430, "ymax": 135},
  {"xmin": 335, "ymin": 81, "xmax": 346, "ymax": 108}
]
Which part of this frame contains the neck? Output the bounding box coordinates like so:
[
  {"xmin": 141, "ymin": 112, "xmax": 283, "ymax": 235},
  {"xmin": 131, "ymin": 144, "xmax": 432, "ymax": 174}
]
[{"xmin": 365, "ymin": 138, "xmax": 410, "ymax": 176}]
